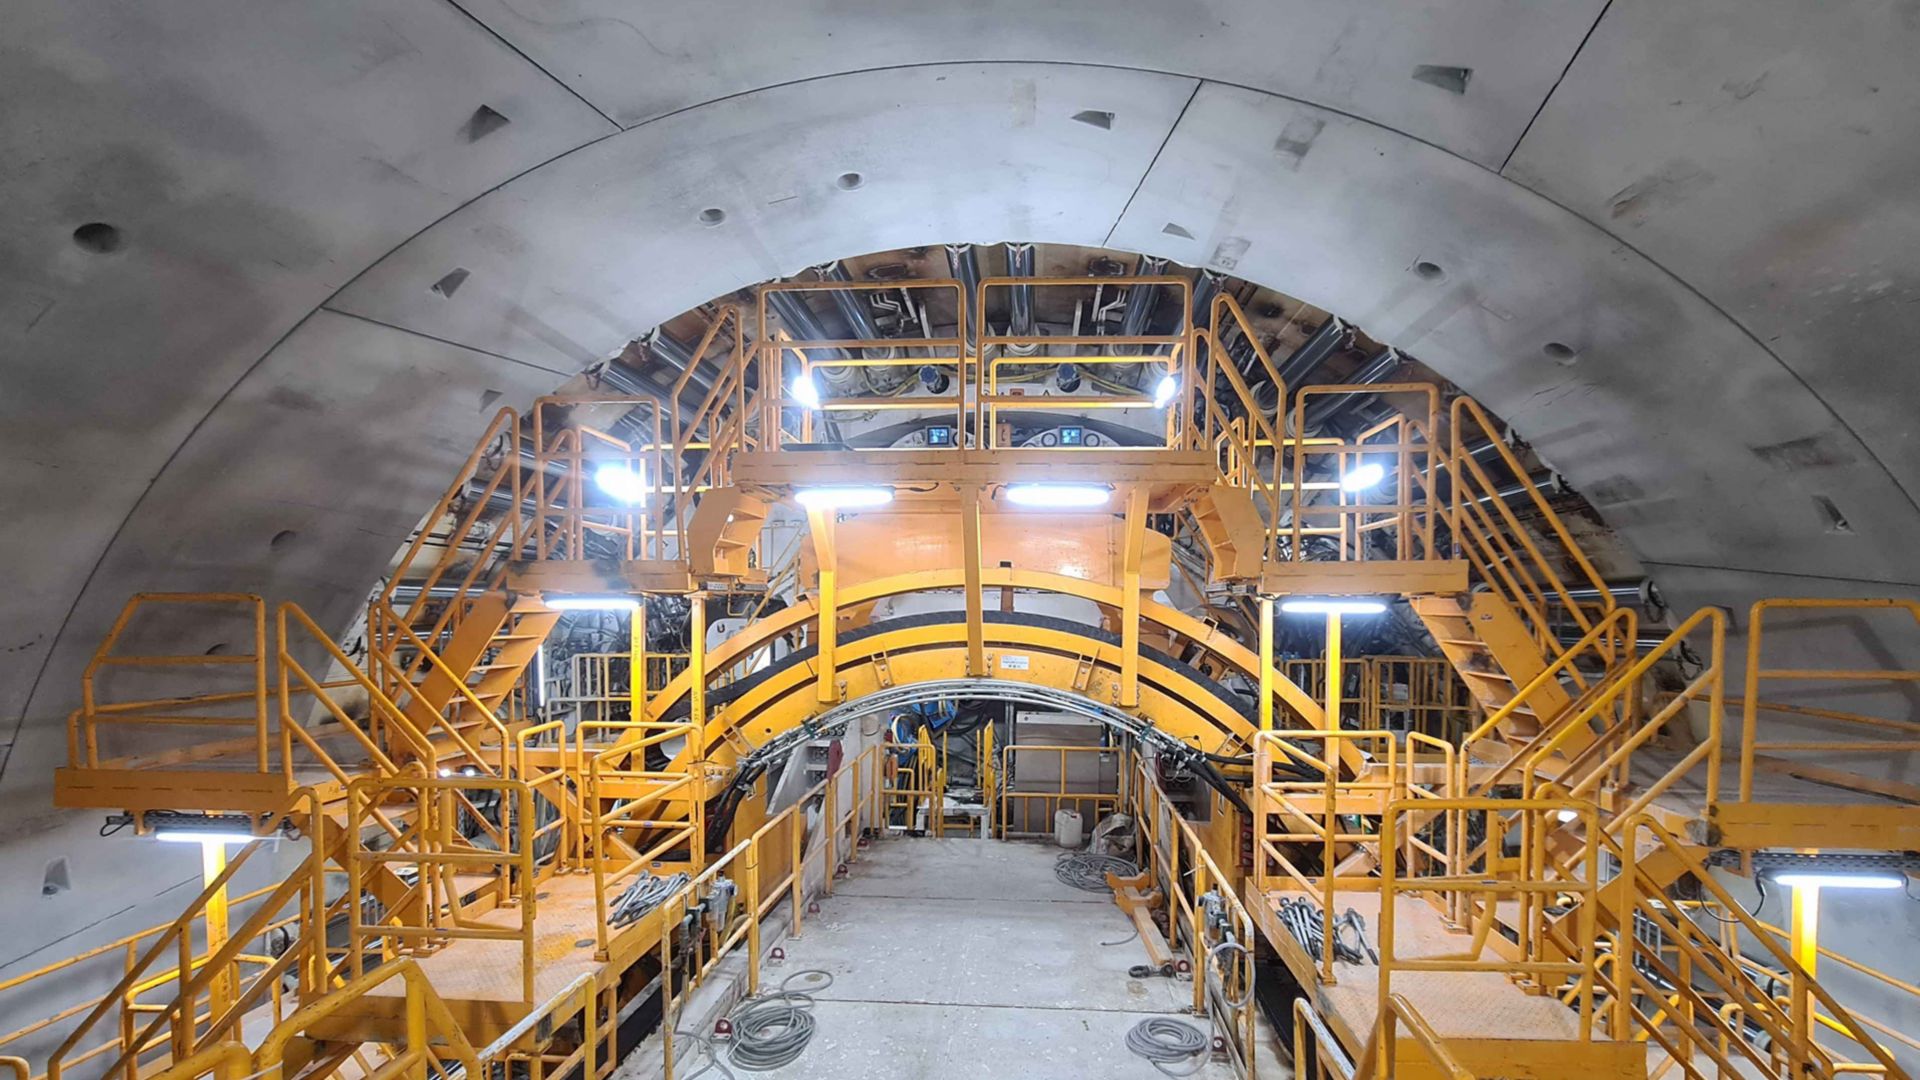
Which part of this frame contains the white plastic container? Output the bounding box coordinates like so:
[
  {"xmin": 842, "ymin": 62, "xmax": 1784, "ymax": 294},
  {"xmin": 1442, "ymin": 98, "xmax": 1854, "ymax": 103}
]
[{"xmin": 1054, "ymin": 808, "xmax": 1085, "ymax": 848}]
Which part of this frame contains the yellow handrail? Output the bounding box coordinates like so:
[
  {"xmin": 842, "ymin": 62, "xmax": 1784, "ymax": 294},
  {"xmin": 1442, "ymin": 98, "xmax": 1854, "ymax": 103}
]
[
  {"xmin": 1381, "ymin": 994, "xmax": 1474, "ymax": 1080},
  {"xmin": 255, "ymin": 959, "xmax": 479, "ymax": 1080},
  {"xmin": 1737, "ymin": 597, "xmax": 1920, "ymax": 804},
  {"xmin": 1449, "ymin": 396, "xmax": 1613, "ymax": 642},
  {"xmin": 49, "ymin": 788, "xmax": 327, "ymax": 1080},
  {"xmin": 1613, "ymin": 815, "xmax": 1908, "ymax": 1080},
  {"xmin": 72, "ymin": 594, "xmax": 269, "ymax": 771}
]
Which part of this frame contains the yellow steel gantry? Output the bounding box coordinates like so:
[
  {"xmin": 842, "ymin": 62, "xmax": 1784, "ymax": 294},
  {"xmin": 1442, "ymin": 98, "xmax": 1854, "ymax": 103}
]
[{"xmin": 14, "ymin": 275, "xmax": 1918, "ymax": 1080}]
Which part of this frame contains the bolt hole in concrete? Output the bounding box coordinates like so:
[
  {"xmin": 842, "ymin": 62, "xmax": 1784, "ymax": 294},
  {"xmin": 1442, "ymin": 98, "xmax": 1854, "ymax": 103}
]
[
  {"xmin": 270, "ymin": 528, "xmax": 297, "ymax": 549},
  {"xmin": 42, "ymin": 857, "xmax": 70, "ymax": 896},
  {"xmin": 699, "ymin": 207, "xmax": 726, "ymax": 226},
  {"xmin": 431, "ymin": 267, "xmax": 470, "ymax": 298},
  {"xmin": 836, "ymin": 171, "xmax": 864, "ymax": 190},
  {"xmin": 1542, "ymin": 341, "xmax": 1578, "ymax": 364},
  {"xmin": 1414, "ymin": 260, "xmax": 1445, "ymax": 280},
  {"xmin": 72, "ymin": 222, "xmax": 123, "ymax": 254}
]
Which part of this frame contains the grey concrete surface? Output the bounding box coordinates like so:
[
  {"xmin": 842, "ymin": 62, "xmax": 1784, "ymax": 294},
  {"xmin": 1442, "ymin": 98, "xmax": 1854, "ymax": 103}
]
[
  {"xmin": 6, "ymin": 0, "xmax": 1920, "ymax": 998},
  {"xmin": 715, "ymin": 838, "xmax": 1252, "ymax": 1079}
]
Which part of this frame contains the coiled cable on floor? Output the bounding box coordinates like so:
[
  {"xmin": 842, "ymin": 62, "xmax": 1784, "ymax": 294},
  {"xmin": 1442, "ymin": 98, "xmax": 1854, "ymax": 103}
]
[
  {"xmin": 608, "ymin": 871, "xmax": 690, "ymax": 927},
  {"xmin": 1125, "ymin": 1016, "xmax": 1211, "ymax": 1077},
  {"xmin": 1055, "ymin": 852, "xmax": 1139, "ymax": 892},
  {"xmin": 726, "ymin": 969, "xmax": 833, "ymax": 1072}
]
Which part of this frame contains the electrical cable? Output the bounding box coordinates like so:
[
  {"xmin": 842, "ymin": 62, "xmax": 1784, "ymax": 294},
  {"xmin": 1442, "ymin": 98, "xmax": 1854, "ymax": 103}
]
[
  {"xmin": 725, "ymin": 969, "xmax": 833, "ymax": 1072},
  {"xmin": 1124, "ymin": 1016, "xmax": 1211, "ymax": 1077},
  {"xmin": 1055, "ymin": 852, "xmax": 1139, "ymax": 892},
  {"xmin": 608, "ymin": 871, "xmax": 690, "ymax": 927},
  {"xmin": 1101, "ymin": 927, "xmax": 1140, "ymax": 947},
  {"xmin": 1696, "ymin": 875, "xmax": 1766, "ymax": 925},
  {"xmin": 1207, "ymin": 938, "xmax": 1255, "ymax": 1010}
]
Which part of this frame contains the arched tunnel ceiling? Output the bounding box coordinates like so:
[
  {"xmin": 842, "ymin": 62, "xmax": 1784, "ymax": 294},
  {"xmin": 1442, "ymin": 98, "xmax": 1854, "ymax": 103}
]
[{"xmin": 6, "ymin": 0, "xmax": 1920, "ymax": 827}]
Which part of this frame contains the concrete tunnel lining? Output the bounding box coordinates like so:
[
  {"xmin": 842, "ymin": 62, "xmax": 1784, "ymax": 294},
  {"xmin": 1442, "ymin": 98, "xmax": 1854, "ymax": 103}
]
[{"xmin": 8, "ymin": 0, "xmax": 1920, "ymax": 995}]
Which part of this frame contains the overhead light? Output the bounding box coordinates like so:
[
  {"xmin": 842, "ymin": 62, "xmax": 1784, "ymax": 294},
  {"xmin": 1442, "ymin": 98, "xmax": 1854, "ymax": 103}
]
[
  {"xmin": 594, "ymin": 463, "xmax": 648, "ymax": 505},
  {"xmin": 1340, "ymin": 462, "xmax": 1387, "ymax": 492},
  {"xmin": 1004, "ymin": 483, "xmax": 1111, "ymax": 508},
  {"xmin": 790, "ymin": 373, "xmax": 823, "ymax": 409},
  {"xmin": 1279, "ymin": 598, "xmax": 1389, "ymax": 616},
  {"xmin": 155, "ymin": 829, "xmax": 260, "ymax": 845},
  {"xmin": 794, "ymin": 486, "xmax": 894, "ymax": 510},
  {"xmin": 1152, "ymin": 374, "xmax": 1179, "ymax": 409},
  {"xmin": 1770, "ymin": 871, "xmax": 1904, "ymax": 890},
  {"xmin": 547, "ymin": 596, "xmax": 642, "ymax": 612}
]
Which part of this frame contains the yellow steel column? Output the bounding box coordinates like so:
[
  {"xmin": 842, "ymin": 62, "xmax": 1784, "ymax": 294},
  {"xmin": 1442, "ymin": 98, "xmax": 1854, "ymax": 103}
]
[
  {"xmin": 961, "ymin": 485, "xmax": 985, "ymax": 676},
  {"xmin": 1324, "ymin": 611, "xmax": 1343, "ymax": 729},
  {"xmin": 1258, "ymin": 596, "xmax": 1275, "ymax": 731},
  {"xmin": 1790, "ymin": 882, "xmax": 1818, "ymax": 1067},
  {"xmin": 200, "ymin": 841, "xmax": 234, "ymax": 1018},
  {"xmin": 689, "ymin": 595, "xmax": 707, "ymax": 757},
  {"xmin": 630, "ymin": 599, "xmax": 645, "ymax": 717},
  {"xmin": 1120, "ymin": 487, "xmax": 1147, "ymax": 707},
  {"xmin": 806, "ymin": 507, "xmax": 837, "ymax": 703}
]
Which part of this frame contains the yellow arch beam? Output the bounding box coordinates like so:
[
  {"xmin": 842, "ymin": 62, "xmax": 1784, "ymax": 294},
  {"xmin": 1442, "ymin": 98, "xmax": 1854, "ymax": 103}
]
[
  {"xmin": 683, "ymin": 613, "xmax": 1264, "ymax": 764},
  {"xmin": 638, "ymin": 568, "xmax": 1324, "ymax": 748}
]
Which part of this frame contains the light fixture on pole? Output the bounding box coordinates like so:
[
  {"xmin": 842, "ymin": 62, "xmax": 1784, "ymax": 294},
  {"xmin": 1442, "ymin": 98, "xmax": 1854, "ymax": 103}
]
[
  {"xmin": 1278, "ymin": 597, "xmax": 1389, "ymax": 727},
  {"xmin": 1764, "ymin": 865, "xmax": 1908, "ymax": 982}
]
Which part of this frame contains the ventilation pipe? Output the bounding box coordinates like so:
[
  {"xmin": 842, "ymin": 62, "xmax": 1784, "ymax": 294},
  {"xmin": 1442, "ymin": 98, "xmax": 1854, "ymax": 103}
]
[
  {"xmin": 812, "ymin": 260, "xmax": 884, "ymax": 342},
  {"xmin": 1116, "ymin": 256, "xmax": 1167, "ymax": 355},
  {"xmin": 1470, "ymin": 471, "xmax": 1564, "ymax": 507},
  {"xmin": 1276, "ymin": 318, "xmax": 1350, "ymax": 389},
  {"xmin": 1191, "ymin": 270, "xmax": 1226, "ymax": 326},
  {"xmin": 1302, "ymin": 347, "xmax": 1401, "ymax": 429},
  {"xmin": 1003, "ymin": 243, "xmax": 1037, "ymax": 355},
  {"xmin": 946, "ymin": 243, "xmax": 982, "ymax": 345}
]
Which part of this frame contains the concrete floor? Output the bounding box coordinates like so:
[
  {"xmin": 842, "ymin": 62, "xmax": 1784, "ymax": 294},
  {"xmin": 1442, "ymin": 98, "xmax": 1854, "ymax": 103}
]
[{"xmin": 733, "ymin": 837, "xmax": 1268, "ymax": 1080}]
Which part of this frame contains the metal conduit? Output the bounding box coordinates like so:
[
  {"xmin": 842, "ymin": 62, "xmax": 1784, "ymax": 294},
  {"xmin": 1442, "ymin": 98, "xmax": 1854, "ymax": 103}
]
[
  {"xmin": 1302, "ymin": 346, "xmax": 1401, "ymax": 429},
  {"xmin": 1003, "ymin": 242, "xmax": 1035, "ymax": 341},
  {"xmin": 1116, "ymin": 256, "xmax": 1166, "ymax": 356},
  {"xmin": 765, "ymin": 289, "xmax": 848, "ymax": 365},
  {"xmin": 1275, "ymin": 317, "xmax": 1349, "ymax": 389},
  {"xmin": 1562, "ymin": 579, "xmax": 1664, "ymax": 609},
  {"xmin": 946, "ymin": 243, "xmax": 982, "ymax": 347},
  {"xmin": 813, "ymin": 260, "xmax": 884, "ymax": 342},
  {"xmin": 1471, "ymin": 472, "xmax": 1562, "ymax": 506},
  {"xmin": 1190, "ymin": 269, "xmax": 1226, "ymax": 322}
]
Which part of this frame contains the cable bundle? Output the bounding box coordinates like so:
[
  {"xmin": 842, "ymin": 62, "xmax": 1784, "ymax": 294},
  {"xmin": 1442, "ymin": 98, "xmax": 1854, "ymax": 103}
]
[
  {"xmin": 608, "ymin": 871, "xmax": 690, "ymax": 927},
  {"xmin": 1124, "ymin": 1016, "xmax": 1211, "ymax": 1077},
  {"xmin": 1275, "ymin": 897, "xmax": 1378, "ymax": 964},
  {"xmin": 1055, "ymin": 851, "xmax": 1139, "ymax": 892},
  {"xmin": 726, "ymin": 969, "xmax": 833, "ymax": 1071}
]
